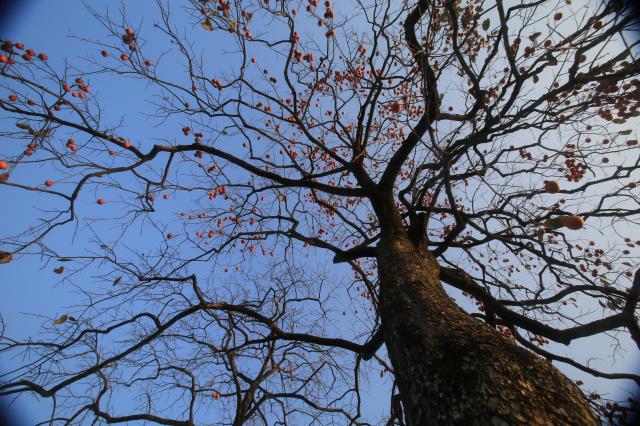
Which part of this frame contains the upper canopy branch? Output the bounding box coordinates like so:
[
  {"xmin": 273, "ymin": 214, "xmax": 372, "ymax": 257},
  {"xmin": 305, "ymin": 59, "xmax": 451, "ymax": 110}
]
[
  {"xmin": 441, "ymin": 266, "xmax": 640, "ymax": 349},
  {"xmin": 378, "ymin": 0, "xmax": 439, "ymax": 190},
  {"xmin": 155, "ymin": 143, "xmax": 369, "ymax": 198}
]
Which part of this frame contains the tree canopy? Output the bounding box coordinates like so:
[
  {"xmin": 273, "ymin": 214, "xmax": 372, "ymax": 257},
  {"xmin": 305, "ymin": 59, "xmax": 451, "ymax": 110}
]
[{"xmin": 1, "ymin": 0, "xmax": 640, "ymax": 424}]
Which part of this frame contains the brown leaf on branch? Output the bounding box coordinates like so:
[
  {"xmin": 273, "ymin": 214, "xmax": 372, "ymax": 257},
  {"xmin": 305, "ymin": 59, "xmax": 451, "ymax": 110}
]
[
  {"xmin": 201, "ymin": 20, "xmax": 213, "ymax": 31},
  {"xmin": 0, "ymin": 251, "xmax": 12, "ymax": 264},
  {"xmin": 53, "ymin": 315, "xmax": 68, "ymax": 325}
]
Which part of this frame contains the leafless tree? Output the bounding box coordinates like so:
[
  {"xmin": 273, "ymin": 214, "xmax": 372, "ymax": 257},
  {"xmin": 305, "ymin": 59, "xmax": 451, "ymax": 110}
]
[{"xmin": 1, "ymin": 0, "xmax": 640, "ymax": 424}]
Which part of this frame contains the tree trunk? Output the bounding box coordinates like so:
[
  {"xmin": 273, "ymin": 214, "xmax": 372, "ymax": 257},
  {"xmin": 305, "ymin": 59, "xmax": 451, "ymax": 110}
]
[{"xmin": 377, "ymin": 232, "xmax": 600, "ymax": 425}]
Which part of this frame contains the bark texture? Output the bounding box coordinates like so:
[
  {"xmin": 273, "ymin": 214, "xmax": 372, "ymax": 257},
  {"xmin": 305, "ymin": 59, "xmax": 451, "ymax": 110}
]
[{"xmin": 377, "ymin": 232, "xmax": 600, "ymax": 425}]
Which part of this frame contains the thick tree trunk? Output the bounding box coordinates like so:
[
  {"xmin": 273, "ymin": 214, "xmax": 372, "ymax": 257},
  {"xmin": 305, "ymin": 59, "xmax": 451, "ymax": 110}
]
[{"xmin": 377, "ymin": 232, "xmax": 600, "ymax": 425}]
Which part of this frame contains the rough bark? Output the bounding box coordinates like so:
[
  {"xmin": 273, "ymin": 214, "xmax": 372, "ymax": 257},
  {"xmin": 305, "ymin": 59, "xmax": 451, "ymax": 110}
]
[{"xmin": 377, "ymin": 232, "xmax": 600, "ymax": 425}]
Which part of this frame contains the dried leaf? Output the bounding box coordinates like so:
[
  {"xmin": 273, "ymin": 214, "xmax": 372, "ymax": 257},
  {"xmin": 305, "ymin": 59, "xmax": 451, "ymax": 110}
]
[
  {"xmin": 0, "ymin": 173, "xmax": 9, "ymax": 183},
  {"xmin": 54, "ymin": 315, "xmax": 68, "ymax": 325},
  {"xmin": 482, "ymin": 19, "xmax": 490, "ymax": 31},
  {"xmin": 278, "ymin": 194, "xmax": 286, "ymax": 202},
  {"xmin": 113, "ymin": 276, "xmax": 122, "ymax": 285},
  {"xmin": 0, "ymin": 251, "xmax": 12, "ymax": 264},
  {"xmin": 529, "ymin": 32, "xmax": 542, "ymax": 41},
  {"xmin": 201, "ymin": 20, "xmax": 214, "ymax": 31},
  {"xmin": 53, "ymin": 266, "xmax": 64, "ymax": 274},
  {"xmin": 543, "ymin": 216, "xmax": 565, "ymax": 230},
  {"xmin": 618, "ymin": 129, "xmax": 633, "ymax": 135}
]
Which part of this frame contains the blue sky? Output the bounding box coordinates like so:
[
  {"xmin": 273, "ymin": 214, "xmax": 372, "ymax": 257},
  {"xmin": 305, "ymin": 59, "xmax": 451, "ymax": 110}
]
[{"xmin": 1, "ymin": 1, "xmax": 639, "ymax": 424}]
